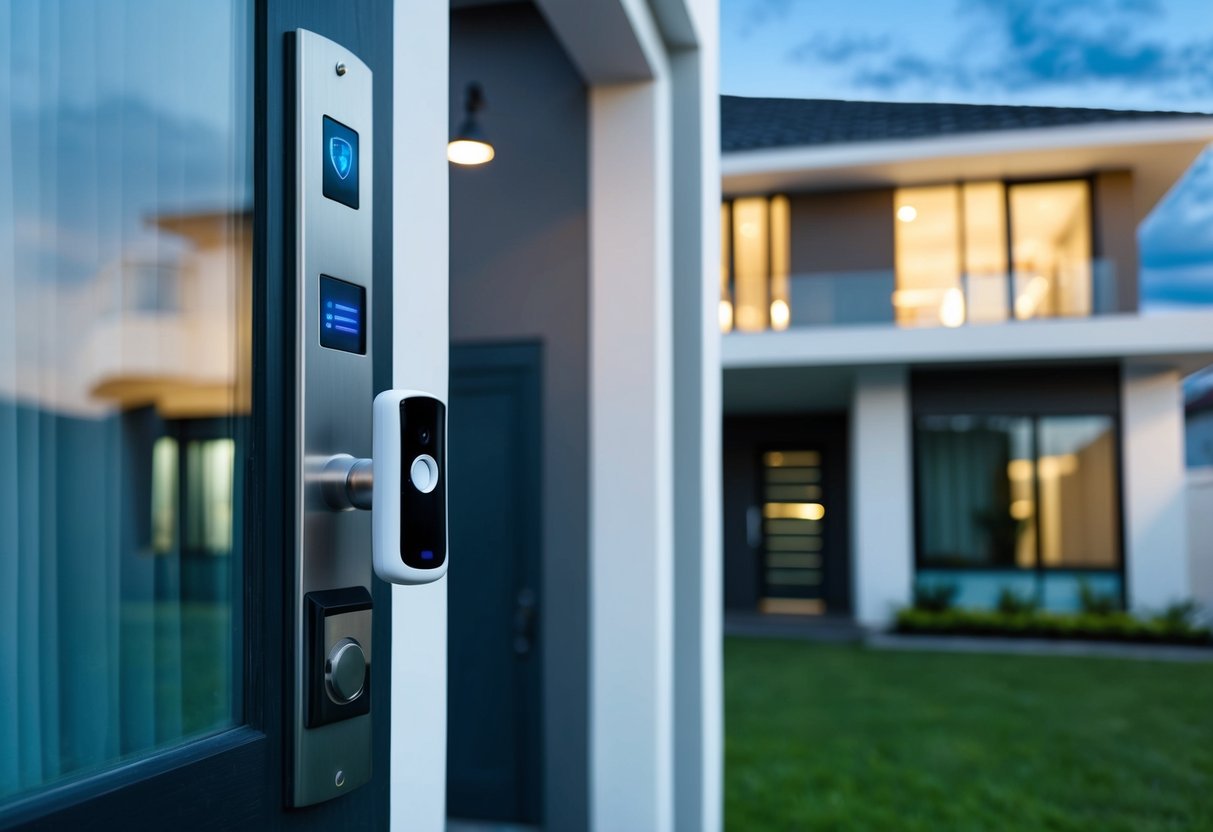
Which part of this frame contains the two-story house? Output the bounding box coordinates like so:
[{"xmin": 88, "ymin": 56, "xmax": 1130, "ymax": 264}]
[{"xmin": 719, "ymin": 96, "xmax": 1213, "ymax": 627}]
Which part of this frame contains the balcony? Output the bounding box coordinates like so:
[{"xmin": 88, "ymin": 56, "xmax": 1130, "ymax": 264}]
[{"xmin": 723, "ymin": 259, "xmax": 1120, "ymax": 332}]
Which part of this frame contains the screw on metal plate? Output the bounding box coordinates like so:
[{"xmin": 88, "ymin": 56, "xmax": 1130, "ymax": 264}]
[
  {"xmin": 335, "ymin": 62, "xmax": 347, "ymax": 77},
  {"xmin": 335, "ymin": 770, "xmax": 346, "ymax": 787}
]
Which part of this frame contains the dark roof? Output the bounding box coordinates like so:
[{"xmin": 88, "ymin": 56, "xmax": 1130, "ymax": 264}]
[{"xmin": 721, "ymin": 95, "xmax": 1212, "ymax": 154}]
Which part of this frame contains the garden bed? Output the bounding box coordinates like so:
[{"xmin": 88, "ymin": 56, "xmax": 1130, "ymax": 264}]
[{"xmin": 894, "ymin": 607, "xmax": 1213, "ymax": 646}]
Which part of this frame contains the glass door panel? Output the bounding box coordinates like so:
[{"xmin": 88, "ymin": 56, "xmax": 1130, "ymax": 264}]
[
  {"xmin": 759, "ymin": 450, "xmax": 826, "ymax": 615},
  {"xmin": 0, "ymin": 0, "xmax": 251, "ymax": 802}
]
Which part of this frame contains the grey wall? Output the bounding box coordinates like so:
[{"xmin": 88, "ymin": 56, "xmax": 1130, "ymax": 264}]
[
  {"xmin": 789, "ymin": 189, "xmax": 895, "ymax": 275},
  {"xmin": 449, "ymin": 4, "xmax": 588, "ymax": 829},
  {"xmin": 1094, "ymin": 171, "xmax": 1139, "ymax": 313}
]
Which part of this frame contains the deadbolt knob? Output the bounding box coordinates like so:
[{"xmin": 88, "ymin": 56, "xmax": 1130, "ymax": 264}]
[{"xmin": 326, "ymin": 638, "xmax": 367, "ymax": 704}]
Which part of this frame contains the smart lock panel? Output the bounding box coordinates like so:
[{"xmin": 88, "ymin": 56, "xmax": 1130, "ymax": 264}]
[{"xmin": 292, "ymin": 29, "xmax": 374, "ymax": 808}]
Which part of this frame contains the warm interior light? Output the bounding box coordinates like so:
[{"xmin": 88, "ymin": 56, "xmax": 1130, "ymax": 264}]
[
  {"xmin": 763, "ymin": 502, "xmax": 825, "ymax": 521},
  {"xmin": 939, "ymin": 287, "xmax": 966, "ymax": 328},
  {"xmin": 718, "ymin": 299, "xmax": 734, "ymax": 333},
  {"xmin": 897, "ymin": 205, "xmax": 918, "ymax": 223},
  {"xmin": 447, "ymin": 139, "xmax": 495, "ymax": 166},
  {"xmin": 770, "ymin": 298, "xmax": 790, "ymax": 330}
]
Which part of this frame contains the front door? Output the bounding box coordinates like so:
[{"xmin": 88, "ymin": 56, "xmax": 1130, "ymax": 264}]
[
  {"xmin": 0, "ymin": 1, "xmax": 394, "ymax": 827},
  {"xmin": 447, "ymin": 342, "xmax": 543, "ymax": 825}
]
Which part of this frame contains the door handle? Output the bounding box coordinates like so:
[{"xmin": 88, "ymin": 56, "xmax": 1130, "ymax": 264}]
[{"xmin": 513, "ymin": 587, "xmax": 537, "ymax": 657}]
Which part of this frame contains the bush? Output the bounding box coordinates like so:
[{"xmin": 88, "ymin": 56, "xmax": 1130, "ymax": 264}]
[
  {"xmin": 913, "ymin": 582, "xmax": 958, "ymax": 613},
  {"xmin": 996, "ymin": 587, "xmax": 1038, "ymax": 615},
  {"xmin": 1152, "ymin": 600, "xmax": 1202, "ymax": 630},
  {"xmin": 1077, "ymin": 580, "xmax": 1119, "ymax": 616},
  {"xmin": 893, "ymin": 604, "xmax": 1213, "ymax": 647}
]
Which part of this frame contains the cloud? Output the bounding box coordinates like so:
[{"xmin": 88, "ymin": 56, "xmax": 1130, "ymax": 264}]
[
  {"xmin": 736, "ymin": 0, "xmax": 796, "ymax": 37},
  {"xmin": 788, "ymin": 33, "xmax": 891, "ymax": 64},
  {"xmin": 787, "ymin": 0, "xmax": 1213, "ymax": 102}
]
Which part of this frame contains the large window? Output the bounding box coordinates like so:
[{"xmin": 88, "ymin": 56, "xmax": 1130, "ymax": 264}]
[
  {"xmin": 895, "ymin": 180, "xmax": 1093, "ymax": 327},
  {"xmin": 915, "ymin": 414, "xmax": 1120, "ymax": 571}
]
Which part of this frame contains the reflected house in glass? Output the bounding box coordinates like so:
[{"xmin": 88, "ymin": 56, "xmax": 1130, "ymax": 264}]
[{"xmin": 718, "ymin": 96, "xmax": 1213, "ymax": 623}]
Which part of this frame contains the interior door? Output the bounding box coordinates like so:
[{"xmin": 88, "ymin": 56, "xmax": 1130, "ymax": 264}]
[
  {"xmin": 447, "ymin": 342, "xmax": 543, "ymax": 825},
  {"xmin": 0, "ymin": 1, "xmax": 393, "ymax": 827}
]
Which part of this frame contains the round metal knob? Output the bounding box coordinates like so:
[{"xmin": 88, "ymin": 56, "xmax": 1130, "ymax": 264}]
[{"xmin": 326, "ymin": 638, "xmax": 367, "ymax": 704}]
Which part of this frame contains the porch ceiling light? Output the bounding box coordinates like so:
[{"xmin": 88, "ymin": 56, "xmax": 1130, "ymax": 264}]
[{"xmin": 448, "ymin": 83, "xmax": 495, "ymax": 166}]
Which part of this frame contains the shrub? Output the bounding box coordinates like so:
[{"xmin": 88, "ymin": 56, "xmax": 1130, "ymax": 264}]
[
  {"xmin": 1152, "ymin": 600, "xmax": 1203, "ymax": 630},
  {"xmin": 892, "ymin": 604, "xmax": 1213, "ymax": 647},
  {"xmin": 996, "ymin": 587, "xmax": 1038, "ymax": 615},
  {"xmin": 913, "ymin": 582, "xmax": 958, "ymax": 613},
  {"xmin": 1077, "ymin": 580, "xmax": 1119, "ymax": 616}
]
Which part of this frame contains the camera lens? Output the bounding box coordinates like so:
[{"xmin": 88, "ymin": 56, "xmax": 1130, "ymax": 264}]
[{"xmin": 418, "ymin": 427, "xmax": 431, "ymax": 445}]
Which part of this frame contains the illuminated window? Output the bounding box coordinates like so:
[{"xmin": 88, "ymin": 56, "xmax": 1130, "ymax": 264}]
[
  {"xmin": 915, "ymin": 414, "xmax": 1120, "ymax": 571},
  {"xmin": 721, "ymin": 195, "xmax": 791, "ymax": 332},
  {"xmin": 1009, "ymin": 181, "xmax": 1093, "ymax": 320},
  {"xmin": 894, "ymin": 180, "xmax": 1091, "ymax": 327}
]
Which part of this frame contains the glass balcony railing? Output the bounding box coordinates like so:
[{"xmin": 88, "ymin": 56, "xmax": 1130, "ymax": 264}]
[{"xmin": 723, "ymin": 259, "xmax": 1120, "ymax": 332}]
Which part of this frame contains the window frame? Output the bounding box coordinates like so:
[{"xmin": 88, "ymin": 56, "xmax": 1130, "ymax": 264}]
[{"xmin": 911, "ymin": 407, "xmax": 1127, "ymax": 589}]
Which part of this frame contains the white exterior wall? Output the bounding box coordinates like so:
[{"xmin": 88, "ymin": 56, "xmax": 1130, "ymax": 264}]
[
  {"xmin": 392, "ymin": 1, "xmax": 448, "ymax": 829},
  {"xmin": 850, "ymin": 367, "xmax": 914, "ymax": 627},
  {"xmin": 589, "ymin": 71, "xmax": 676, "ymax": 832},
  {"xmin": 1186, "ymin": 468, "xmax": 1213, "ymax": 608},
  {"xmin": 1121, "ymin": 367, "xmax": 1190, "ymax": 612}
]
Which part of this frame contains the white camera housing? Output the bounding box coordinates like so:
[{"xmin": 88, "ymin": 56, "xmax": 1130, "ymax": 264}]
[{"xmin": 372, "ymin": 389, "xmax": 448, "ymax": 584}]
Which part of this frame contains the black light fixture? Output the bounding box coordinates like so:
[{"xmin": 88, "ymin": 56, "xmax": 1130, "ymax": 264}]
[{"xmin": 447, "ymin": 83, "xmax": 495, "ymax": 166}]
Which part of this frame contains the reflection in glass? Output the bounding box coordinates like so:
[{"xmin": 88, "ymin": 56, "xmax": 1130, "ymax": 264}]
[
  {"xmin": 0, "ymin": 0, "xmax": 251, "ymax": 800},
  {"xmin": 916, "ymin": 416, "xmax": 1036, "ymax": 567},
  {"xmin": 1037, "ymin": 416, "xmax": 1119, "ymax": 567}
]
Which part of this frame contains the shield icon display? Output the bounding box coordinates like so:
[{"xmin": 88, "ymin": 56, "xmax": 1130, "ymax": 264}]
[{"xmin": 329, "ymin": 137, "xmax": 353, "ymax": 180}]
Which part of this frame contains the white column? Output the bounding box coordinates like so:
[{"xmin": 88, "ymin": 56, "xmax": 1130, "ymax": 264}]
[
  {"xmin": 1122, "ymin": 366, "xmax": 1190, "ymax": 611},
  {"xmin": 589, "ymin": 73, "xmax": 674, "ymax": 832},
  {"xmin": 392, "ymin": 2, "xmax": 448, "ymax": 830},
  {"xmin": 670, "ymin": 18, "xmax": 721, "ymax": 832},
  {"xmin": 850, "ymin": 367, "xmax": 913, "ymax": 627}
]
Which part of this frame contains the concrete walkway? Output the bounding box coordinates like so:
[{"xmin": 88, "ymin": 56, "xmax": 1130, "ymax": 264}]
[{"xmin": 867, "ymin": 633, "xmax": 1213, "ymax": 663}]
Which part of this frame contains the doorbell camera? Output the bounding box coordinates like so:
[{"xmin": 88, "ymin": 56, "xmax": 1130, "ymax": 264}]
[{"xmin": 372, "ymin": 390, "xmax": 448, "ymax": 584}]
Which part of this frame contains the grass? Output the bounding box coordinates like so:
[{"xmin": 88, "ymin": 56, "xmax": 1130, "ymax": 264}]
[{"xmin": 725, "ymin": 637, "xmax": 1213, "ymax": 831}]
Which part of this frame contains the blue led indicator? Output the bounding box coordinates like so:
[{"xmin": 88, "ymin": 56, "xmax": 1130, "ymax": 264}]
[{"xmin": 420, "ymin": 550, "xmax": 434, "ymax": 561}]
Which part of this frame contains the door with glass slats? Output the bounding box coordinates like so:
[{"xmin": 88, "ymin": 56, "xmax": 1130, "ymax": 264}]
[
  {"xmin": 0, "ymin": 1, "xmax": 390, "ymax": 827},
  {"xmin": 759, "ymin": 450, "xmax": 828, "ymax": 615}
]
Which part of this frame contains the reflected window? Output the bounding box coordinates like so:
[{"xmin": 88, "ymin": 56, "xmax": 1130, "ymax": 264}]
[{"xmin": 0, "ymin": 0, "xmax": 251, "ymax": 801}]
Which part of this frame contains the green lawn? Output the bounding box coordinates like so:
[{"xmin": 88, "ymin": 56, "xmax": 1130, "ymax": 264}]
[{"xmin": 725, "ymin": 637, "xmax": 1213, "ymax": 831}]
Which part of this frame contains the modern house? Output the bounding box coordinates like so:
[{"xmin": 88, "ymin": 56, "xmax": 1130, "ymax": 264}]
[{"xmin": 719, "ymin": 96, "xmax": 1213, "ymax": 627}]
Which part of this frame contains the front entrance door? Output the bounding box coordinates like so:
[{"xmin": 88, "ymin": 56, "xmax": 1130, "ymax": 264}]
[
  {"xmin": 758, "ymin": 449, "xmax": 829, "ymax": 615},
  {"xmin": 0, "ymin": 2, "xmax": 393, "ymax": 827},
  {"xmin": 447, "ymin": 342, "xmax": 543, "ymax": 825}
]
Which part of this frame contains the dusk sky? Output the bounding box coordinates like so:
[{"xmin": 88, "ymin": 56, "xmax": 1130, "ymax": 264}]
[{"xmin": 721, "ymin": 0, "xmax": 1213, "ymax": 323}]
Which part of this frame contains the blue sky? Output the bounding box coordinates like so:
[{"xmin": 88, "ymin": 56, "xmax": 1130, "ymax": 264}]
[{"xmin": 721, "ymin": 0, "xmax": 1213, "ymax": 314}]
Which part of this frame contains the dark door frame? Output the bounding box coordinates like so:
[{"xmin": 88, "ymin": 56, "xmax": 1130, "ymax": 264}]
[{"xmin": 4, "ymin": 2, "xmax": 393, "ymax": 828}]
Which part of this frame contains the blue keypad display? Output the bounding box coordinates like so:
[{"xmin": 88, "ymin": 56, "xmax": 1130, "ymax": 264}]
[{"xmin": 320, "ymin": 274, "xmax": 366, "ymax": 354}]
